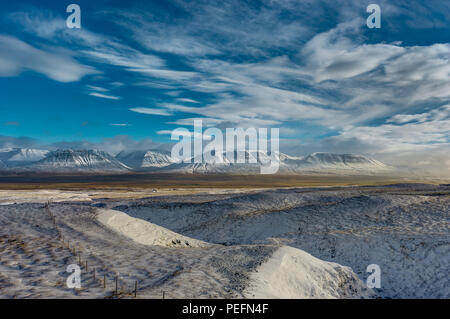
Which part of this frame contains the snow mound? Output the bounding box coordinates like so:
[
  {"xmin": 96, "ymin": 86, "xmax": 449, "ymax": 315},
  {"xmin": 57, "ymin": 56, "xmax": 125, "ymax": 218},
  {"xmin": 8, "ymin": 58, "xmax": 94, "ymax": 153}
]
[
  {"xmin": 96, "ymin": 209, "xmax": 211, "ymax": 248},
  {"xmin": 244, "ymin": 246, "xmax": 373, "ymax": 299}
]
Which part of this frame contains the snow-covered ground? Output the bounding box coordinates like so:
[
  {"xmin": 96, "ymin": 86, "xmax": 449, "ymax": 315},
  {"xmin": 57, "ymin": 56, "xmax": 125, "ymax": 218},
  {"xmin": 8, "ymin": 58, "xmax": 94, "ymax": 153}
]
[{"xmin": 0, "ymin": 184, "xmax": 448, "ymax": 298}]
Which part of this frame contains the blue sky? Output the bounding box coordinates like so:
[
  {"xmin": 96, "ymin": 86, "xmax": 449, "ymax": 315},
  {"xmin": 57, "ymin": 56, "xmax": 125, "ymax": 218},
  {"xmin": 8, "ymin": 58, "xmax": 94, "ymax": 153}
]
[{"xmin": 0, "ymin": 0, "xmax": 449, "ymax": 170}]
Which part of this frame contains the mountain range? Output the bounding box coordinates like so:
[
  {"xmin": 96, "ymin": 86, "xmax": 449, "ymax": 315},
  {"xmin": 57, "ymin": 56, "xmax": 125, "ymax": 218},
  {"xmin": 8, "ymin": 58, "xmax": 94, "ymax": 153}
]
[{"xmin": 0, "ymin": 148, "xmax": 392, "ymax": 175}]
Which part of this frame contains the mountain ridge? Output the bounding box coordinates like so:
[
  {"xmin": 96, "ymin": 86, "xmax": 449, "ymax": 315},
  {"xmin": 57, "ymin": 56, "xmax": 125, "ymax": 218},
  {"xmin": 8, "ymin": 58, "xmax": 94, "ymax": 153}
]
[{"xmin": 0, "ymin": 148, "xmax": 393, "ymax": 175}]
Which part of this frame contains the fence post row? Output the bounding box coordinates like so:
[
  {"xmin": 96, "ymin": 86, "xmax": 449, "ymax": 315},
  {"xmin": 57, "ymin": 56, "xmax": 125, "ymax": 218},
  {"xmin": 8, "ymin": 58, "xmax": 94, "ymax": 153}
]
[{"xmin": 47, "ymin": 205, "xmax": 146, "ymax": 298}]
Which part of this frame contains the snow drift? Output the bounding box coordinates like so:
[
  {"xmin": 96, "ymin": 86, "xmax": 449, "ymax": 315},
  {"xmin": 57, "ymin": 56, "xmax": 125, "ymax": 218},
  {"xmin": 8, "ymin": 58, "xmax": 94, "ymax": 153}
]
[
  {"xmin": 96, "ymin": 208, "xmax": 211, "ymax": 248},
  {"xmin": 244, "ymin": 245, "xmax": 373, "ymax": 299}
]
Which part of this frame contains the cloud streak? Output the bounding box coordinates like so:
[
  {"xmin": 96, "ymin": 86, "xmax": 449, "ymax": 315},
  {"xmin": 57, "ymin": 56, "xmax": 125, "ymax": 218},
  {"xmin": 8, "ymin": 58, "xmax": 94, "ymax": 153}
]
[
  {"xmin": 89, "ymin": 92, "xmax": 120, "ymax": 100},
  {"xmin": 129, "ymin": 107, "xmax": 172, "ymax": 116}
]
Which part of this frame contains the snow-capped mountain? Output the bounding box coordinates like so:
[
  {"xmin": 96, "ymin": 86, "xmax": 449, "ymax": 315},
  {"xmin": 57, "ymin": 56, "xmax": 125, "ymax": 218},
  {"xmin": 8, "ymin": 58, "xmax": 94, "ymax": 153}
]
[
  {"xmin": 284, "ymin": 152, "xmax": 390, "ymax": 173},
  {"xmin": 159, "ymin": 151, "xmax": 391, "ymax": 174},
  {"xmin": 302, "ymin": 152, "xmax": 386, "ymax": 168},
  {"xmin": 159, "ymin": 150, "xmax": 272, "ymax": 173},
  {"xmin": 116, "ymin": 150, "xmax": 174, "ymax": 169},
  {"xmin": 0, "ymin": 148, "xmax": 49, "ymax": 167},
  {"xmin": 26, "ymin": 149, "xmax": 130, "ymax": 172}
]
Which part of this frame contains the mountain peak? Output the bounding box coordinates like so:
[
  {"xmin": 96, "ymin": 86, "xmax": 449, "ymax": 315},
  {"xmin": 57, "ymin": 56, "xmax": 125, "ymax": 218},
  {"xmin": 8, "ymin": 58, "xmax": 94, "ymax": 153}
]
[
  {"xmin": 116, "ymin": 149, "xmax": 174, "ymax": 169},
  {"xmin": 0, "ymin": 148, "xmax": 49, "ymax": 167}
]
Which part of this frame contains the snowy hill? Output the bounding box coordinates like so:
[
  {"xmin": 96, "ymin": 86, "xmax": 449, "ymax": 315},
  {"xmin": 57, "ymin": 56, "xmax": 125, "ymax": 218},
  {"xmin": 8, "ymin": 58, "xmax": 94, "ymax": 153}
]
[
  {"xmin": 116, "ymin": 150, "xmax": 174, "ymax": 169},
  {"xmin": 26, "ymin": 149, "xmax": 130, "ymax": 172}
]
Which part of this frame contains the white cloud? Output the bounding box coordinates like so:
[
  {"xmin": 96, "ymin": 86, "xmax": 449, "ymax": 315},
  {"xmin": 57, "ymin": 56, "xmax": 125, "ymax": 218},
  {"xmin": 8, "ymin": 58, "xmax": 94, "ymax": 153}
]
[
  {"xmin": 87, "ymin": 85, "xmax": 109, "ymax": 92},
  {"xmin": 382, "ymin": 44, "xmax": 450, "ymax": 103},
  {"xmin": 110, "ymin": 123, "xmax": 131, "ymax": 126},
  {"xmin": 9, "ymin": 9, "xmax": 193, "ymax": 86},
  {"xmin": 9, "ymin": 10, "xmax": 106, "ymax": 46},
  {"xmin": 326, "ymin": 105, "xmax": 450, "ymax": 160},
  {"xmin": 0, "ymin": 35, "xmax": 98, "ymax": 82},
  {"xmin": 115, "ymin": 0, "xmax": 309, "ymax": 57},
  {"xmin": 84, "ymin": 50, "xmax": 165, "ymax": 70},
  {"xmin": 388, "ymin": 105, "xmax": 450, "ymax": 124},
  {"xmin": 89, "ymin": 92, "xmax": 120, "ymax": 100},
  {"xmin": 135, "ymin": 33, "xmax": 221, "ymax": 56},
  {"xmin": 176, "ymin": 98, "xmax": 200, "ymax": 104},
  {"xmin": 301, "ymin": 20, "xmax": 405, "ymax": 82},
  {"xmin": 129, "ymin": 107, "xmax": 172, "ymax": 116},
  {"xmin": 130, "ymin": 68, "xmax": 199, "ymax": 81}
]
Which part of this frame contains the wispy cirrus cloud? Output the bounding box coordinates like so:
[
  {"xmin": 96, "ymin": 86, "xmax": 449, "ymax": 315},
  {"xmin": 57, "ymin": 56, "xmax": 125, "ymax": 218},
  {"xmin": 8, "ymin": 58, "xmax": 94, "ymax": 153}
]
[
  {"xmin": 129, "ymin": 107, "xmax": 172, "ymax": 116},
  {"xmin": 83, "ymin": 50, "xmax": 165, "ymax": 70},
  {"xmin": 9, "ymin": 8, "xmax": 196, "ymax": 86},
  {"xmin": 9, "ymin": 9, "xmax": 106, "ymax": 46},
  {"xmin": 175, "ymin": 98, "xmax": 200, "ymax": 104},
  {"xmin": 113, "ymin": 0, "xmax": 310, "ymax": 57},
  {"xmin": 86, "ymin": 85, "xmax": 109, "ymax": 92},
  {"xmin": 89, "ymin": 92, "xmax": 120, "ymax": 100}
]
